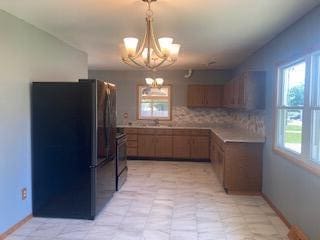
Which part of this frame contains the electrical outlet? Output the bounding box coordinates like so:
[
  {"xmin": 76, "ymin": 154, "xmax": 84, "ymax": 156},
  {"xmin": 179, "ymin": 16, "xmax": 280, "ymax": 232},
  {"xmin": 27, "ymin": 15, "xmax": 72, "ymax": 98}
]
[{"xmin": 21, "ymin": 188, "xmax": 27, "ymax": 200}]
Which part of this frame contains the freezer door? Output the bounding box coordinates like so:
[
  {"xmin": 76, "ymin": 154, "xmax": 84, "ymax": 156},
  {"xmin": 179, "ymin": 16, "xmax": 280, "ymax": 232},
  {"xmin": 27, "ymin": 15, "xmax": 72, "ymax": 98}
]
[{"xmin": 95, "ymin": 157, "xmax": 116, "ymax": 215}]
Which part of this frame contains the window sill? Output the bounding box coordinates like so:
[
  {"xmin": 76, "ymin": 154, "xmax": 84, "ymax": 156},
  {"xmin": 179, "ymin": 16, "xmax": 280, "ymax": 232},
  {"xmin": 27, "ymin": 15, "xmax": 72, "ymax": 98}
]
[{"xmin": 273, "ymin": 147, "xmax": 320, "ymax": 177}]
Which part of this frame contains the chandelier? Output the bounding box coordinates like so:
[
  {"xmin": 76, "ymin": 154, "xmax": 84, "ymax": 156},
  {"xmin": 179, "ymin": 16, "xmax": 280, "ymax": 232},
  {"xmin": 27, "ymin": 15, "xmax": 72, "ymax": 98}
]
[
  {"xmin": 120, "ymin": 0, "xmax": 181, "ymax": 71},
  {"xmin": 145, "ymin": 77, "xmax": 164, "ymax": 88}
]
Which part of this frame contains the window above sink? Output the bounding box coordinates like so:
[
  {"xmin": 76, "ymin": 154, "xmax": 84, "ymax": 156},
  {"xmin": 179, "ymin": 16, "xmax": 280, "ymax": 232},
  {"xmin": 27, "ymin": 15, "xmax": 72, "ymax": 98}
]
[{"xmin": 137, "ymin": 85, "xmax": 172, "ymax": 120}]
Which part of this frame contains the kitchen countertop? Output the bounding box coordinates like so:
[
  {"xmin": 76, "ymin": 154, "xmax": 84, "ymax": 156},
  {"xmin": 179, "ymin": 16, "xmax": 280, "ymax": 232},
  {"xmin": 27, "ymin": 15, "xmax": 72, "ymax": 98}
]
[{"xmin": 117, "ymin": 124, "xmax": 265, "ymax": 143}]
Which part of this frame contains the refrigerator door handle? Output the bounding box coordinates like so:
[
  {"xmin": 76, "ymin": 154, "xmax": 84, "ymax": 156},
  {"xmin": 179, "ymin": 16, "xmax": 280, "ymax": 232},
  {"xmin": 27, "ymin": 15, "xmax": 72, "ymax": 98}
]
[{"xmin": 104, "ymin": 84, "xmax": 111, "ymax": 161}]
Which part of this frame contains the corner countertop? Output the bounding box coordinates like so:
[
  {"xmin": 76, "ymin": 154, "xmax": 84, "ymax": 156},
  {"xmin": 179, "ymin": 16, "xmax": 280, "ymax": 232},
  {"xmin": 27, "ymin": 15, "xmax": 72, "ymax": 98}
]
[{"xmin": 117, "ymin": 124, "xmax": 265, "ymax": 143}]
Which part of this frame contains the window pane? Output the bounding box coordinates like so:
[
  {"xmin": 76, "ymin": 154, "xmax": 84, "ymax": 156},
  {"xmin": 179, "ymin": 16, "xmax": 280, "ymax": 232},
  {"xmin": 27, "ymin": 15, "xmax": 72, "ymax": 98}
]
[
  {"xmin": 139, "ymin": 85, "xmax": 171, "ymax": 119},
  {"xmin": 278, "ymin": 109, "xmax": 303, "ymax": 154},
  {"xmin": 152, "ymin": 100, "xmax": 169, "ymax": 118},
  {"xmin": 140, "ymin": 102, "xmax": 152, "ymax": 117},
  {"xmin": 311, "ymin": 110, "xmax": 320, "ymax": 164},
  {"xmin": 312, "ymin": 53, "xmax": 320, "ymax": 107},
  {"xmin": 141, "ymin": 87, "xmax": 169, "ymax": 97},
  {"xmin": 282, "ymin": 62, "xmax": 306, "ymax": 107}
]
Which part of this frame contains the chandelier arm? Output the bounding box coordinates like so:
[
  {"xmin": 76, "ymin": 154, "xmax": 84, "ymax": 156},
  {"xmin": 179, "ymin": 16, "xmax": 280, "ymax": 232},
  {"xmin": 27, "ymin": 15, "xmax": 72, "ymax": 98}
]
[
  {"xmin": 150, "ymin": 58, "xmax": 176, "ymax": 70},
  {"xmin": 125, "ymin": 57, "xmax": 157, "ymax": 71},
  {"xmin": 129, "ymin": 29, "xmax": 147, "ymax": 61},
  {"xmin": 160, "ymin": 59, "xmax": 176, "ymax": 68},
  {"xmin": 128, "ymin": 57, "xmax": 147, "ymax": 68},
  {"xmin": 123, "ymin": 57, "xmax": 144, "ymax": 68},
  {"xmin": 148, "ymin": 57, "xmax": 168, "ymax": 70},
  {"xmin": 147, "ymin": 17, "xmax": 152, "ymax": 65},
  {"xmin": 149, "ymin": 18, "xmax": 164, "ymax": 58}
]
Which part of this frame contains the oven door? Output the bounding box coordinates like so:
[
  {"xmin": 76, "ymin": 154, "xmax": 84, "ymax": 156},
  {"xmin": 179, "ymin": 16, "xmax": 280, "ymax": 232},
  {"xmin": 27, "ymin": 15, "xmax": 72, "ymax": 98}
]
[
  {"xmin": 116, "ymin": 136, "xmax": 127, "ymax": 190},
  {"xmin": 117, "ymin": 136, "xmax": 127, "ymax": 176}
]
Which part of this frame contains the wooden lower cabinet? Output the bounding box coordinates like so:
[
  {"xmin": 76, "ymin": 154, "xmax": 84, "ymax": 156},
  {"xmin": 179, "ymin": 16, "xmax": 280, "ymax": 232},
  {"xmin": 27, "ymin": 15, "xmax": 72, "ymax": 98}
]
[
  {"xmin": 223, "ymin": 143, "xmax": 262, "ymax": 193},
  {"xmin": 173, "ymin": 134, "xmax": 210, "ymax": 160},
  {"xmin": 173, "ymin": 135, "xmax": 190, "ymax": 159},
  {"xmin": 155, "ymin": 135, "xmax": 173, "ymax": 158},
  {"xmin": 211, "ymin": 141, "xmax": 225, "ymax": 185},
  {"xmin": 124, "ymin": 128, "xmax": 138, "ymax": 157},
  {"xmin": 191, "ymin": 136, "xmax": 210, "ymax": 159},
  {"xmin": 138, "ymin": 135, "xmax": 155, "ymax": 157},
  {"xmin": 123, "ymin": 127, "xmax": 210, "ymax": 161},
  {"xmin": 210, "ymin": 133, "xmax": 262, "ymax": 194},
  {"xmin": 137, "ymin": 134, "xmax": 173, "ymax": 158}
]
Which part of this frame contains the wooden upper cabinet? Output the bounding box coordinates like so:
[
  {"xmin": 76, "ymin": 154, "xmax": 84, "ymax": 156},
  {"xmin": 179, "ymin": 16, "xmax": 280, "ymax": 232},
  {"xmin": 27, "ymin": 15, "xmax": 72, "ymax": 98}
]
[
  {"xmin": 205, "ymin": 85, "xmax": 223, "ymax": 107},
  {"xmin": 223, "ymin": 71, "xmax": 265, "ymax": 110},
  {"xmin": 232, "ymin": 76, "xmax": 240, "ymax": 108},
  {"xmin": 187, "ymin": 85, "xmax": 205, "ymax": 107},
  {"xmin": 187, "ymin": 85, "xmax": 223, "ymax": 108},
  {"xmin": 223, "ymin": 81, "xmax": 234, "ymax": 108}
]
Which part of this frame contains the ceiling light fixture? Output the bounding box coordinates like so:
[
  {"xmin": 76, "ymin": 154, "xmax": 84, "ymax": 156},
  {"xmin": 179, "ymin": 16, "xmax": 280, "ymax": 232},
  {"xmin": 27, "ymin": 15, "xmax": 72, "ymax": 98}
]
[
  {"xmin": 120, "ymin": 0, "xmax": 181, "ymax": 71},
  {"xmin": 145, "ymin": 77, "xmax": 164, "ymax": 88}
]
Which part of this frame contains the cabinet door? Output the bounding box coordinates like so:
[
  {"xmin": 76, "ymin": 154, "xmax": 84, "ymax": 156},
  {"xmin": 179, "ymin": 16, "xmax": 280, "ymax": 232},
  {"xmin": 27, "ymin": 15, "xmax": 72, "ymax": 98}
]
[
  {"xmin": 127, "ymin": 147, "xmax": 137, "ymax": 156},
  {"xmin": 191, "ymin": 136, "xmax": 210, "ymax": 159},
  {"xmin": 233, "ymin": 77, "xmax": 240, "ymax": 108},
  {"xmin": 138, "ymin": 135, "xmax": 155, "ymax": 157},
  {"xmin": 210, "ymin": 139, "xmax": 215, "ymax": 164},
  {"xmin": 216, "ymin": 146, "xmax": 225, "ymax": 186},
  {"xmin": 205, "ymin": 85, "xmax": 223, "ymax": 107},
  {"xmin": 155, "ymin": 135, "xmax": 173, "ymax": 158},
  {"xmin": 187, "ymin": 85, "xmax": 205, "ymax": 107},
  {"xmin": 173, "ymin": 135, "xmax": 191, "ymax": 159},
  {"xmin": 238, "ymin": 75, "xmax": 245, "ymax": 108},
  {"xmin": 223, "ymin": 81, "xmax": 234, "ymax": 108}
]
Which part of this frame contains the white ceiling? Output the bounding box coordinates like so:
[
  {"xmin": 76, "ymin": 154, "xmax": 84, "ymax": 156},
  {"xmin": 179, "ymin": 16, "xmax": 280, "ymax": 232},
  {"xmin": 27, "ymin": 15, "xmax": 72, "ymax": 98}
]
[{"xmin": 0, "ymin": 0, "xmax": 319, "ymax": 70}]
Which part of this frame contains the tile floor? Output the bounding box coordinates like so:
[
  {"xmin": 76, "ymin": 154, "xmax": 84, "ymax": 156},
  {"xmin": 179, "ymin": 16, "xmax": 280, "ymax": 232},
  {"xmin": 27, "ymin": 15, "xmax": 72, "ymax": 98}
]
[{"xmin": 6, "ymin": 161, "xmax": 289, "ymax": 240}]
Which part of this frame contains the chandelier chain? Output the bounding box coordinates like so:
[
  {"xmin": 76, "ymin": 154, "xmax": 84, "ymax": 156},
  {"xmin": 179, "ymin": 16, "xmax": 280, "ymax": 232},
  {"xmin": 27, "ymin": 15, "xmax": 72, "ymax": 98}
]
[{"xmin": 146, "ymin": 1, "xmax": 153, "ymax": 18}]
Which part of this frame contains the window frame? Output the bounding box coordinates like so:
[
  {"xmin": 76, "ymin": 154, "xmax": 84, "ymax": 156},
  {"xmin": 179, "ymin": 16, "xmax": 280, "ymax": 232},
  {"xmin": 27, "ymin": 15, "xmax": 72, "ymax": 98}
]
[
  {"xmin": 137, "ymin": 85, "xmax": 172, "ymax": 120},
  {"xmin": 273, "ymin": 51, "xmax": 320, "ymax": 176}
]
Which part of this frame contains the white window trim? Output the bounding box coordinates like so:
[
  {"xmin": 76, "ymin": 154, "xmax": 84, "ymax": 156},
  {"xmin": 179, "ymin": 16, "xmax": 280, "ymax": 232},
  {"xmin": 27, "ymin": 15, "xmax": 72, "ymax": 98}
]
[
  {"xmin": 137, "ymin": 85, "xmax": 172, "ymax": 120},
  {"xmin": 273, "ymin": 51, "xmax": 320, "ymax": 176}
]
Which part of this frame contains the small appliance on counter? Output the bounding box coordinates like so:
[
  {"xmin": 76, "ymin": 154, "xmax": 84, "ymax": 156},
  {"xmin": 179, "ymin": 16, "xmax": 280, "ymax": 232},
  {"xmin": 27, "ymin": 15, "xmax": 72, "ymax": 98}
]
[
  {"xmin": 31, "ymin": 79, "xmax": 117, "ymax": 220},
  {"xmin": 116, "ymin": 133, "xmax": 127, "ymax": 190}
]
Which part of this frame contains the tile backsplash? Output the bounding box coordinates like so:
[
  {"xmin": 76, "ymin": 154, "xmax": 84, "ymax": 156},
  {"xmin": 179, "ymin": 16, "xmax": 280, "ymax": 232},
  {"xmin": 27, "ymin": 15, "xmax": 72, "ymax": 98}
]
[{"xmin": 125, "ymin": 106, "xmax": 265, "ymax": 136}]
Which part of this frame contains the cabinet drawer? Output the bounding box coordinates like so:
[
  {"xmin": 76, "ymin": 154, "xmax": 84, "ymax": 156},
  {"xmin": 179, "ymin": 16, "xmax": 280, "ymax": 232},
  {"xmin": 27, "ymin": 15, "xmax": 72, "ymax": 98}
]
[
  {"xmin": 155, "ymin": 129, "xmax": 173, "ymax": 135},
  {"xmin": 124, "ymin": 128, "xmax": 138, "ymax": 134},
  {"xmin": 127, "ymin": 147, "xmax": 137, "ymax": 156},
  {"xmin": 127, "ymin": 141, "xmax": 138, "ymax": 147},
  {"xmin": 127, "ymin": 134, "xmax": 137, "ymax": 141},
  {"xmin": 138, "ymin": 128, "xmax": 155, "ymax": 135},
  {"xmin": 191, "ymin": 129, "xmax": 210, "ymax": 136},
  {"xmin": 173, "ymin": 129, "xmax": 192, "ymax": 136}
]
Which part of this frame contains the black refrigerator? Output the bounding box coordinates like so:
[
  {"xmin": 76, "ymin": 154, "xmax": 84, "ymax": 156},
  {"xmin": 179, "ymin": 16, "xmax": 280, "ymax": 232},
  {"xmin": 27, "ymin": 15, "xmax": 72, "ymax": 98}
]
[{"xmin": 31, "ymin": 79, "xmax": 116, "ymax": 220}]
